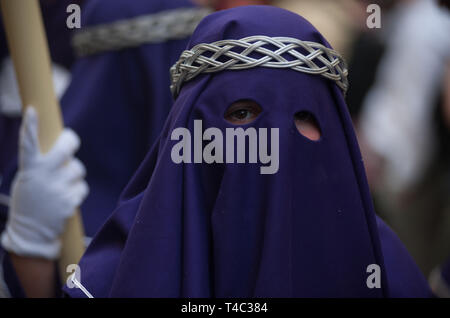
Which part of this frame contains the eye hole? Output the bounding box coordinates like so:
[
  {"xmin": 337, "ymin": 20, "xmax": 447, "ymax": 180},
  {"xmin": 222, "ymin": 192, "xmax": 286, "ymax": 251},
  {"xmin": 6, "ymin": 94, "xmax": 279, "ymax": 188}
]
[
  {"xmin": 294, "ymin": 111, "xmax": 322, "ymax": 141},
  {"xmin": 224, "ymin": 100, "xmax": 262, "ymax": 125}
]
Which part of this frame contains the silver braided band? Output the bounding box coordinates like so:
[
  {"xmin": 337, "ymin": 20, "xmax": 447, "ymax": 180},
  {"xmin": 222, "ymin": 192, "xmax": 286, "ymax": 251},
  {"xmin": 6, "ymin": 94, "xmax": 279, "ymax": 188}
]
[
  {"xmin": 72, "ymin": 7, "xmax": 212, "ymax": 57},
  {"xmin": 170, "ymin": 36, "xmax": 349, "ymax": 98}
]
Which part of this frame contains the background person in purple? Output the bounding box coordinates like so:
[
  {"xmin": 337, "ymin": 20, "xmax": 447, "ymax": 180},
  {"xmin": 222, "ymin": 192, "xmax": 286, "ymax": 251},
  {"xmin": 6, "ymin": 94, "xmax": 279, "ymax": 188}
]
[
  {"xmin": 61, "ymin": 0, "xmax": 210, "ymax": 240},
  {"xmin": 0, "ymin": 0, "xmax": 85, "ymax": 298},
  {"xmin": 0, "ymin": 0, "xmax": 83, "ymax": 226},
  {"xmin": 63, "ymin": 6, "xmax": 431, "ymax": 297},
  {"xmin": 0, "ymin": 0, "xmax": 209, "ymax": 297}
]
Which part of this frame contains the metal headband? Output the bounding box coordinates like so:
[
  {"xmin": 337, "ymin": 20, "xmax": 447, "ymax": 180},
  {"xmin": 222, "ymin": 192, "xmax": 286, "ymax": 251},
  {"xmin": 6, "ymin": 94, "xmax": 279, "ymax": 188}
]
[
  {"xmin": 72, "ymin": 7, "xmax": 212, "ymax": 57},
  {"xmin": 170, "ymin": 35, "xmax": 349, "ymax": 98}
]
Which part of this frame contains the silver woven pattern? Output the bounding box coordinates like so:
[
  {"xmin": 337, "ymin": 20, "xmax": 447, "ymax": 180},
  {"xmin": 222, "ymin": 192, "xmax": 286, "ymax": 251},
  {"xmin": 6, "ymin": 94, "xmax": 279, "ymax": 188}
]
[
  {"xmin": 170, "ymin": 36, "xmax": 349, "ymax": 97},
  {"xmin": 72, "ymin": 7, "xmax": 212, "ymax": 57}
]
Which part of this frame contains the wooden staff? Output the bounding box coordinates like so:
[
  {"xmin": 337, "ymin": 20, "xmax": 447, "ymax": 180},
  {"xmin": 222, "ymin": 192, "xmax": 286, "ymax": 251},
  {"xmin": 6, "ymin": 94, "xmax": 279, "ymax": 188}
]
[{"xmin": 0, "ymin": 0, "xmax": 85, "ymax": 280}]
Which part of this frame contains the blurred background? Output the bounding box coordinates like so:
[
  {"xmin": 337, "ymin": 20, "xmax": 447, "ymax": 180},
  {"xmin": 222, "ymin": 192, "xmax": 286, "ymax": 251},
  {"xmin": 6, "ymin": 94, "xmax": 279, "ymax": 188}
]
[{"xmin": 0, "ymin": 0, "xmax": 449, "ymax": 293}]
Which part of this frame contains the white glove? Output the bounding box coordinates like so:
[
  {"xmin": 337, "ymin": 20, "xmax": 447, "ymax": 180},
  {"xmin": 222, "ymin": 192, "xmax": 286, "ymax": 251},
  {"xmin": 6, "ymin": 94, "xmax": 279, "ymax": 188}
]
[{"xmin": 1, "ymin": 107, "xmax": 88, "ymax": 259}]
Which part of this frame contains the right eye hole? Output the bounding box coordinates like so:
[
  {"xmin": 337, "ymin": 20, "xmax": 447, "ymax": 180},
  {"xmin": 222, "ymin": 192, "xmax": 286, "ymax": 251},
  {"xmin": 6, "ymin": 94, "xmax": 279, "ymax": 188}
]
[
  {"xmin": 224, "ymin": 100, "xmax": 262, "ymax": 125},
  {"xmin": 294, "ymin": 111, "xmax": 322, "ymax": 141}
]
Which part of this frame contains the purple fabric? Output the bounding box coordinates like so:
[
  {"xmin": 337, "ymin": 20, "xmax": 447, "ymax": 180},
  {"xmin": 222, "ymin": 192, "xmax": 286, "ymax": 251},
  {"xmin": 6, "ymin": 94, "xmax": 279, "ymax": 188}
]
[
  {"xmin": 0, "ymin": 0, "xmax": 84, "ymax": 69},
  {"xmin": 40, "ymin": 0, "xmax": 86, "ymax": 69},
  {"xmin": 0, "ymin": 116, "xmax": 20, "ymax": 222},
  {"xmin": 376, "ymin": 216, "xmax": 432, "ymax": 297},
  {"xmin": 0, "ymin": 20, "xmax": 7, "ymax": 62},
  {"xmin": 63, "ymin": 6, "xmax": 430, "ymax": 298},
  {"xmin": 61, "ymin": 0, "xmax": 197, "ymax": 237},
  {"xmin": 0, "ymin": 117, "xmax": 19, "ymax": 186}
]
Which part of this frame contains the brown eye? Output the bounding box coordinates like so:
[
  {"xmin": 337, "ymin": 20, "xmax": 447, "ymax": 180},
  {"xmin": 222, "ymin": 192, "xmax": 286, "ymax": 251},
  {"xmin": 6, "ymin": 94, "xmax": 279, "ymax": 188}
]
[{"xmin": 224, "ymin": 100, "xmax": 262, "ymax": 125}]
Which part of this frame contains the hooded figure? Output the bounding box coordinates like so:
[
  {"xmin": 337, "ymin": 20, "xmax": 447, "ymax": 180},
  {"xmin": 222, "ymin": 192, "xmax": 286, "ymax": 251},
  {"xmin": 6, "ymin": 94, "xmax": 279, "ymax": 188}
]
[
  {"xmin": 0, "ymin": 0, "xmax": 209, "ymax": 298},
  {"xmin": 65, "ymin": 6, "xmax": 430, "ymax": 298},
  {"xmin": 61, "ymin": 0, "xmax": 210, "ymax": 237}
]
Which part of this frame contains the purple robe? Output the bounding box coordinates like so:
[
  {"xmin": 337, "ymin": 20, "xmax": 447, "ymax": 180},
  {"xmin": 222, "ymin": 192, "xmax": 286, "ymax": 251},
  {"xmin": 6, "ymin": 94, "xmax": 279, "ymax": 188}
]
[
  {"xmin": 61, "ymin": 0, "xmax": 199, "ymax": 237},
  {"xmin": 64, "ymin": 6, "xmax": 431, "ymax": 297}
]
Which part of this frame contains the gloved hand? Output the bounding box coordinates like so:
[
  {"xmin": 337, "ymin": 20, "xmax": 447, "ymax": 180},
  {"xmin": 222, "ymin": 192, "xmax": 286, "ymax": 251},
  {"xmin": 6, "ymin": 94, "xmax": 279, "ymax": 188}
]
[{"xmin": 1, "ymin": 107, "xmax": 88, "ymax": 260}]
